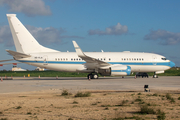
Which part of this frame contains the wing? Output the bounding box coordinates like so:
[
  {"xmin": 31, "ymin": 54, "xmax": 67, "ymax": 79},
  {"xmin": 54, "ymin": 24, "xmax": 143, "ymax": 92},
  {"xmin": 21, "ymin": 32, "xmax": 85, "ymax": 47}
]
[
  {"xmin": 0, "ymin": 56, "xmax": 21, "ymax": 66},
  {"xmin": 0, "ymin": 59, "xmax": 14, "ymax": 62},
  {"xmin": 72, "ymin": 41, "xmax": 110, "ymax": 68},
  {"xmin": 0, "ymin": 62, "xmax": 21, "ymax": 66}
]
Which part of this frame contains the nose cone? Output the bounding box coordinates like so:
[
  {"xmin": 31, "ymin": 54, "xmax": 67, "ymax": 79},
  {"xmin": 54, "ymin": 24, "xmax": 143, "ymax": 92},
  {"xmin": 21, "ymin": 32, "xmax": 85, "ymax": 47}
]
[{"xmin": 169, "ymin": 61, "xmax": 175, "ymax": 68}]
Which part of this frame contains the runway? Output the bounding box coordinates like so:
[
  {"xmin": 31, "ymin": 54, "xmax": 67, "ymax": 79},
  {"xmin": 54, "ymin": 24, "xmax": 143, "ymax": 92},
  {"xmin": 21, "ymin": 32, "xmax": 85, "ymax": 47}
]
[{"xmin": 0, "ymin": 76, "xmax": 180, "ymax": 93}]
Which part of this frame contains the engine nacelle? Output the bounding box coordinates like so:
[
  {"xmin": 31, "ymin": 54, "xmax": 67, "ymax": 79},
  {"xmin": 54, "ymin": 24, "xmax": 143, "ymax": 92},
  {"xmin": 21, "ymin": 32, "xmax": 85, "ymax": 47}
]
[
  {"xmin": 111, "ymin": 65, "xmax": 131, "ymax": 76},
  {"xmin": 99, "ymin": 65, "xmax": 131, "ymax": 76}
]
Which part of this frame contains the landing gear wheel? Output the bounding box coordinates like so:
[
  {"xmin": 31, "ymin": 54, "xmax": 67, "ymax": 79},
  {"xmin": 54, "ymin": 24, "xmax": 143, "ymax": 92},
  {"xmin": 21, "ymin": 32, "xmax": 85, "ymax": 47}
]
[
  {"xmin": 87, "ymin": 73, "xmax": 99, "ymax": 79},
  {"xmin": 93, "ymin": 74, "xmax": 98, "ymax": 79},
  {"xmin": 153, "ymin": 74, "xmax": 158, "ymax": 78}
]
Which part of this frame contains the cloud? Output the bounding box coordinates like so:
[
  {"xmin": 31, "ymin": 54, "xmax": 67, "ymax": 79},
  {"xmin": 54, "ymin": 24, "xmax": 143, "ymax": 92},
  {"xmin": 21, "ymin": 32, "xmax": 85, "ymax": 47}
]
[
  {"xmin": 0, "ymin": 0, "xmax": 51, "ymax": 16},
  {"xmin": 88, "ymin": 23, "xmax": 128, "ymax": 35},
  {"xmin": 0, "ymin": 25, "xmax": 84, "ymax": 47},
  {"xmin": 144, "ymin": 29, "xmax": 180, "ymax": 45},
  {"xmin": 26, "ymin": 26, "xmax": 64, "ymax": 44},
  {"xmin": 0, "ymin": 25, "xmax": 14, "ymax": 46}
]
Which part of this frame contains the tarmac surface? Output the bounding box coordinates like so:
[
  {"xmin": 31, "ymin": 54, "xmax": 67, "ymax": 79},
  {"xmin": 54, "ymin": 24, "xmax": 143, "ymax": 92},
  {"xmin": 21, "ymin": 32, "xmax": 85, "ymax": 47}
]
[{"xmin": 0, "ymin": 76, "xmax": 180, "ymax": 93}]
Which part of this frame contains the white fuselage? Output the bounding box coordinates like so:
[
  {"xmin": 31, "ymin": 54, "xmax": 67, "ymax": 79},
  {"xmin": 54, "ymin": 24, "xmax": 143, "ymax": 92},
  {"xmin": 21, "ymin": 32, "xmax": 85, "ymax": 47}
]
[{"xmin": 18, "ymin": 51, "xmax": 172, "ymax": 73}]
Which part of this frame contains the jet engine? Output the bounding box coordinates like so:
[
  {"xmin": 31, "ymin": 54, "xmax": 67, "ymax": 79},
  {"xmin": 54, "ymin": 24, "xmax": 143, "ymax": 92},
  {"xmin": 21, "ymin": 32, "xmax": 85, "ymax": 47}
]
[{"xmin": 99, "ymin": 64, "xmax": 131, "ymax": 76}]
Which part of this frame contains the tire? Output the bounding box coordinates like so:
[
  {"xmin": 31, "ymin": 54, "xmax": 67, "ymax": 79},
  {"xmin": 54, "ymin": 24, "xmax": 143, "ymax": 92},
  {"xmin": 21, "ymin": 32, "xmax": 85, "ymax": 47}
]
[
  {"xmin": 153, "ymin": 75, "xmax": 158, "ymax": 78},
  {"xmin": 93, "ymin": 74, "xmax": 98, "ymax": 79}
]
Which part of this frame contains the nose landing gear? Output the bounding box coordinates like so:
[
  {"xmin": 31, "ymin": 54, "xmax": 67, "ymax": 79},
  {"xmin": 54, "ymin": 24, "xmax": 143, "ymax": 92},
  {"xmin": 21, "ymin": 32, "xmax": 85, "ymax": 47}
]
[{"xmin": 153, "ymin": 72, "xmax": 158, "ymax": 78}]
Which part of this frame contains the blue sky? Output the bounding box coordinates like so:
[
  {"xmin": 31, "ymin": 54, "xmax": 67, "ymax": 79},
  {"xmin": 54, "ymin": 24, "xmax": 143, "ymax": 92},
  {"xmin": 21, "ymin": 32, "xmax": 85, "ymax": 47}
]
[{"xmin": 0, "ymin": 0, "xmax": 179, "ymax": 70}]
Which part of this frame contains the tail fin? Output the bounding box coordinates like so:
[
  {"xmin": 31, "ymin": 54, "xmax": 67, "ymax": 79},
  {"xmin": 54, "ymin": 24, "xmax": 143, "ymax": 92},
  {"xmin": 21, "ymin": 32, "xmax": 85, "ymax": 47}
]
[{"xmin": 6, "ymin": 14, "xmax": 59, "ymax": 53}]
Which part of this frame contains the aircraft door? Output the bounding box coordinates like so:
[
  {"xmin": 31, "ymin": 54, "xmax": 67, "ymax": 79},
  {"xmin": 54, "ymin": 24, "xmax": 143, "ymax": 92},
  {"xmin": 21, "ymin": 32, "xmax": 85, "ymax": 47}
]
[
  {"xmin": 152, "ymin": 55, "xmax": 157, "ymax": 65},
  {"xmin": 43, "ymin": 55, "xmax": 48, "ymax": 65}
]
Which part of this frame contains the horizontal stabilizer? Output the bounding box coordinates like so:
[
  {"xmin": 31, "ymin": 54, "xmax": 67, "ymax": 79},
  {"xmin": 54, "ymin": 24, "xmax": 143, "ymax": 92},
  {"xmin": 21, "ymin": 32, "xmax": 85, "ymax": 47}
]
[{"xmin": 6, "ymin": 50, "xmax": 31, "ymax": 58}]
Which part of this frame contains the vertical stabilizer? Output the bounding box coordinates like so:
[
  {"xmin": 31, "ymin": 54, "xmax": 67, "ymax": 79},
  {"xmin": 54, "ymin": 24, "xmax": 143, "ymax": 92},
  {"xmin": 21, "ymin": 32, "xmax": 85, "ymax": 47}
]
[{"xmin": 6, "ymin": 14, "xmax": 59, "ymax": 53}]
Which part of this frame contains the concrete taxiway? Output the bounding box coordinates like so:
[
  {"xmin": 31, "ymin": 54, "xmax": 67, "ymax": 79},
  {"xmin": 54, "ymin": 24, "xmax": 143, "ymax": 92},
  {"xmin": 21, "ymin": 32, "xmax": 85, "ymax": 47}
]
[{"xmin": 0, "ymin": 76, "xmax": 179, "ymax": 93}]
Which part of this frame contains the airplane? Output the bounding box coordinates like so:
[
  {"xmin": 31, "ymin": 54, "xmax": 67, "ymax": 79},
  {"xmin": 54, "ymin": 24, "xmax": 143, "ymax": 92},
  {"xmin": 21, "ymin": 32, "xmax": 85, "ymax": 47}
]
[{"xmin": 5, "ymin": 14, "xmax": 175, "ymax": 79}]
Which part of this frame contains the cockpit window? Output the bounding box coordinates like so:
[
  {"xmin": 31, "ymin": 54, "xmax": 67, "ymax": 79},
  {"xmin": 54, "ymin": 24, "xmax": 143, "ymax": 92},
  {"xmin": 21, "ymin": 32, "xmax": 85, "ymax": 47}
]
[{"xmin": 161, "ymin": 58, "xmax": 167, "ymax": 60}]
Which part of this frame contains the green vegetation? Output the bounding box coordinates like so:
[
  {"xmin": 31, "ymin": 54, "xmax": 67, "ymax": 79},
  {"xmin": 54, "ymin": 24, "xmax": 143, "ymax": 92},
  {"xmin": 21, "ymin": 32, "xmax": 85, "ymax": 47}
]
[
  {"xmin": 72, "ymin": 101, "xmax": 78, "ymax": 104},
  {"xmin": 27, "ymin": 112, "xmax": 32, "ymax": 115},
  {"xmin": 166, "ymin": 93, "xmax": 172, "ymax": 100},
  {"xmin": 178, "ymin": 97, "xmax": 180, "ymax": 100},
  {"xmin": 153, "ymin": 93, "xmax": 158, "ymax": 96},
  {"xmin": 157, "ymin": 109, "xmax": 166, "ymax": 120},
  {"xmin": 0, "ymin": 67, "xmax": 179, "ymax": 77},
  {"xmin": 135, "ymin": 98, "xmax": 143, "ymax": 102},
  {"xmin": 101, "ymin": 104, "xmax": 112, "ymax": 107},
  {"xmin": 166, "ymin": 93, "xmax": 175, "ymax": 103},
  {"xmin": 18, "ymin": 96, "xmax": 27, "ymax": 97},
  {"xmin": 68, "ymin": 118, "xmax": 73, "ymax": 120},
  {"xmin": 104, "ymin": 107, "xmax": 109, "ymax": 110},
  {"xmin": 0, "ymin": 70, "xmax": 89, "ymax": 77},
  {"xmin": 113, "ymin": 116, "xmax": 142, "ymax": 120},
  {"xmin": 61, "ymin": 89, "xmax": 71, "ymax": 96},
  {"xmin": 74, "ymin": 91, "xmax": 91, "ymax": 97},
  {"xmin": 15, "ymin": 106, "xmax": 22, "ymax": 109},
  {"xmin": 116, "ymin": 100, "xmax": 129, "ymax": 106},
  {"xmin": 112, "ymin": 117, "xmax": 124, "ymax": 120},
  {"xmin": 139, "ymin": 105, "xmax": 156, "ymax": 114},
  {"xmin": 0, "ymin": 118, "xmax": 8, "ymax": 120},
  {"xmin": 131, "ymin": 67, "xmax": 180, "ymax": 76}
]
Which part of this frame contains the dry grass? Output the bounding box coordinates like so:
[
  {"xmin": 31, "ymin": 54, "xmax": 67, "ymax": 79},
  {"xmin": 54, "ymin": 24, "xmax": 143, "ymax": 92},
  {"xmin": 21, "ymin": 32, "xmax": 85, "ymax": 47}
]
[{"xmin": 0, "ymin": 90, "xmax": 180, "ymax": 120}]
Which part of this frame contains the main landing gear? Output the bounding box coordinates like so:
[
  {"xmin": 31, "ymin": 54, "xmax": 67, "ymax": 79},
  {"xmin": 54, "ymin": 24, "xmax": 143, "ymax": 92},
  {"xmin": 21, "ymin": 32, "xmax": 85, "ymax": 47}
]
[{"xmin": 87, "ymin": 73, "xmax": 99, "ymax": 79}]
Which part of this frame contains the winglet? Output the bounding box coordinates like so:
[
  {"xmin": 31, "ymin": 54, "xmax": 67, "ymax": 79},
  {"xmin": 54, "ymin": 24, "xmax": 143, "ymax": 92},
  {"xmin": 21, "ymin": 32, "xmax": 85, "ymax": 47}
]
[{"xmin": 72, "ymin": 41, "xmax": 85, "ymax": 57}]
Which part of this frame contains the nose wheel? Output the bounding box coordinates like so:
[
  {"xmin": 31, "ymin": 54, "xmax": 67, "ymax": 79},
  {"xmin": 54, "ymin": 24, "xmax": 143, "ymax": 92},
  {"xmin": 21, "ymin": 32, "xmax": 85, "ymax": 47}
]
[
  {"xmin": 153, "ymin": 72, "xmax": 158, "ymax": 78},
  {"xmin": 87, "ymin": 73, "xmax": 99, "ymax": 79},
  {"xmin": 153, "ymin": 74, "xmax": 158, "ymax": 78}
]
